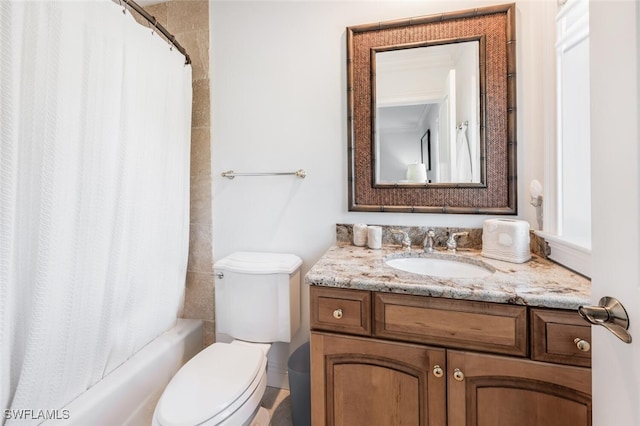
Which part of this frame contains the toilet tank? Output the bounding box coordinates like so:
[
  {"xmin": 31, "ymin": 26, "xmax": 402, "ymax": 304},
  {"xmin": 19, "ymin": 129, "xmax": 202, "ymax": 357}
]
[{"xmin": 214, "ymin": 252, "xmax": 302, "ymax": 343}]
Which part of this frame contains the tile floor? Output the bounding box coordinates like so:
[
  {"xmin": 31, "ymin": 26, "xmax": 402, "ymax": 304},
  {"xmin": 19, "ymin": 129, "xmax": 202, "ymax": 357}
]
[{"xmin": 262, "ymin": 387, "xmax": 293, "ymax": 426}]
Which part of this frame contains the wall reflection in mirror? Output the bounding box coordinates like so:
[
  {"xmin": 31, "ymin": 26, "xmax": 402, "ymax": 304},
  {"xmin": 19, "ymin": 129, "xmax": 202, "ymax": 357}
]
[{"xmin": 374, "ymin": 40, "xmax": 481, "ymax": 185}]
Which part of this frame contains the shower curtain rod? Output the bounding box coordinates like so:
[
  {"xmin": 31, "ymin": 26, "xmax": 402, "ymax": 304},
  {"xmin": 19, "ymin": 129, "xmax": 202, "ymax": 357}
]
[{"xmin": 120, "ymin": 0, "xmax": 191, "ymax": 65}]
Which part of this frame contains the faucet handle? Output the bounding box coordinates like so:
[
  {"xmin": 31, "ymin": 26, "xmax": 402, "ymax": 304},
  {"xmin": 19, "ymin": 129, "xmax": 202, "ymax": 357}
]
[
  {"xmin": 390, "ymin": 229, "xmax": 411, "ymax": 250},
  {"xmin": 446, "ymin": 231, "xmax": 469, "ymax": 253}
]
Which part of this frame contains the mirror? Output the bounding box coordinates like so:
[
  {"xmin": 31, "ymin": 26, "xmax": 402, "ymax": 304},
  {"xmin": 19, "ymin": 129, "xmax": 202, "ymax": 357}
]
[
  {"xmin": 374, "ymin": 40, "xmax": 482, "ymax": 185},
  {"xmin": 347, "ymin": 3, "xmax": 517, "ymax": 214}
]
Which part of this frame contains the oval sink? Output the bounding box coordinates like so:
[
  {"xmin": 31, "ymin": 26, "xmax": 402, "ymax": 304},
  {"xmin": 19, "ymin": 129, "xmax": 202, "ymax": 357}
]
[{"xmin": 385, "ymin": 256, "xmax": 494, "ymax": 278}]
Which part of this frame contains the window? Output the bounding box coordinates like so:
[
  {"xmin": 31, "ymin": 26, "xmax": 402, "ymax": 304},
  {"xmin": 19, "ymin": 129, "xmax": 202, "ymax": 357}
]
[{"xmin": 538, "ymin": 0, "xmax": 592, "ymax": 277}]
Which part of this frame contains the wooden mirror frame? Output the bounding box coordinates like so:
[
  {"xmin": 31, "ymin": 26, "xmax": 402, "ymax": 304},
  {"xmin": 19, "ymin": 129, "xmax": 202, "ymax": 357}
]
[{"xmin": 347, "ymin": 3, "xmax": 516, "ymax": 214}]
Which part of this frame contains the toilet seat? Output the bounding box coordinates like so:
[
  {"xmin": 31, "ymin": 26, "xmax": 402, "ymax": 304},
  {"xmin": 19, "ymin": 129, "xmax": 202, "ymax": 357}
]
[{"xmin": 154, "ymin": 342, "xmax": 267, "ymax": 426}]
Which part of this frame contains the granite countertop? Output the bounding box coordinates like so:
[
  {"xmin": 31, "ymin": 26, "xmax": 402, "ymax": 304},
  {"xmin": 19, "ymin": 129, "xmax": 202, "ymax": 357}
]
[{"xmin": 304, "ymin": 243, "xmax": 591, "ymax": 310}]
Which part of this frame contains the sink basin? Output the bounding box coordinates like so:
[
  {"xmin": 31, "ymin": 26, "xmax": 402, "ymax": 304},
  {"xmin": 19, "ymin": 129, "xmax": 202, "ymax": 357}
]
[{"xmin": 385, "ymin": 255, "xmax": 494, "ymax": 278}]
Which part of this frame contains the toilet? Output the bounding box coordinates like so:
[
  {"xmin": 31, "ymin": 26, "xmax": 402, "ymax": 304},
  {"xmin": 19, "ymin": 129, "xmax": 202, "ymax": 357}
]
[{"xmin": 152, "ymin": 251, "xmax": 302, "ymax": 426}]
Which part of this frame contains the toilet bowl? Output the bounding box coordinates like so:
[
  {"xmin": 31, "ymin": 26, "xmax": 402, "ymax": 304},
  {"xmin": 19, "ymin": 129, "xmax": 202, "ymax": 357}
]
[
  {"xmin": 152, "ymin": 341, "xmax": 269, "ymax": 426},
  {"xmin": 153, "ymin": 251, "xmax": 302, "ymax": 426}
]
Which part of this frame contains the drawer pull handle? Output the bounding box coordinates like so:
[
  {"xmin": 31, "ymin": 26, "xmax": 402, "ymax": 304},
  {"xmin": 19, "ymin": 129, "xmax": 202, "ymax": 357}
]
[
  {"xmin": 453, "ymin": 368, "xmax": 465, "ymax": 382},
  {"xmin": 333, "ymin": 309, "xmax": 343, "ymax": 319},
  {"xmin": 432, "ymin": 365, "xmax": 444, "ymax": 378},
  {"xmin": 574, "ymin": 338, "xmax": 591, "ymax": 352}
]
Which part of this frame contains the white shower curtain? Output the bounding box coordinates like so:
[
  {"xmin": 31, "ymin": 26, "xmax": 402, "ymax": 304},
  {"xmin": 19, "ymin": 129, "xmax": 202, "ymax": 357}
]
[{"xmin": 0, "ymin": 1, "xmax": 192, "ymax": 423}]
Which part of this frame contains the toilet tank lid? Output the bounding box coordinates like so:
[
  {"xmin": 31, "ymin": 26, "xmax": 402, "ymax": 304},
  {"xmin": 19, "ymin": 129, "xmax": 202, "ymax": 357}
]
[{"xmin": 214, "ymin": 251, "xmax": 302, "ymax": 274}]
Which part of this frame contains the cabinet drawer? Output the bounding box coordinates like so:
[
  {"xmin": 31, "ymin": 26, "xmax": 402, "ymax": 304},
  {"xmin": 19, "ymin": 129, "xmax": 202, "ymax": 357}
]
[
  {"xmin": 374, "ymin": 293, "xmax": 528, "ymax": 356},
  {"xmin": 531, "ymin": 308, "xmax": 591, "ymax": 367},
  {"xmin": 310, "ymin": 286, "xmax": 371, "ymax": 336}
]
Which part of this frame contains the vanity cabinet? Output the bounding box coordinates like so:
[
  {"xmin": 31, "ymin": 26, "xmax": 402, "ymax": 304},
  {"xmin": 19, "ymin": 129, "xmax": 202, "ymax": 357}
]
[
  {"xmin": 311, "ymin": 332, "xmax": 446, "ymax": 426},
  {"xmin": 310, "ymin": 286, "xmax": 592, "ymax": 426},
  {"xmin": 447, "ymin": 350, "xmax": 591, "ymax": 426}
]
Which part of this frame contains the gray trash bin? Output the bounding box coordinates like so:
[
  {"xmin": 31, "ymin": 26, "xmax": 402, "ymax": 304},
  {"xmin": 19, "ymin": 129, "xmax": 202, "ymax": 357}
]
[{"xmin": 288, "ymin": 341, "xmax": 311, "ymax": 426}]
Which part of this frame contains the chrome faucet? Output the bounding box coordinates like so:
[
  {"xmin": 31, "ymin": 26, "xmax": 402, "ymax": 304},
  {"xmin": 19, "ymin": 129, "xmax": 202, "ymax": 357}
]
[
  {"xmin": 446, "ymin": 231, "xmax": 469, "ymax": 253},
  {"xmin": 423, "ymin": 228, "xmax": 436, "ymax": 253},
  {"xmin": 391, "ymin": 229, "xmax": 411, "ymax": 251}
]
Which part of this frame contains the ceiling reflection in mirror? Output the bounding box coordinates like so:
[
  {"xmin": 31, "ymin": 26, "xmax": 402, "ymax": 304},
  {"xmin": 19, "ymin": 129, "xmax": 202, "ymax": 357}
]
[{"xmin": 374, "ymin": 41, "xmax": 482, "ymax": 185}]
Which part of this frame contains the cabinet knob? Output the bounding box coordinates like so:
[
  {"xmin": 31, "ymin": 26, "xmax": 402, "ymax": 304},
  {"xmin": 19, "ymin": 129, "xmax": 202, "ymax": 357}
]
[
  {"xmin": 432, "ymin": 365, "xmax": 444, "ymax": 378},
  {"xmin": 333, "ymin": 308, "xmax": 343, "ymax": 319},
  {"xmin": 574, "ymin": 337, "xmax": 591, "ymax": 352},
  {"xmin": 453, "ymin": 368, "xmax": 465, "ymax": 382}
]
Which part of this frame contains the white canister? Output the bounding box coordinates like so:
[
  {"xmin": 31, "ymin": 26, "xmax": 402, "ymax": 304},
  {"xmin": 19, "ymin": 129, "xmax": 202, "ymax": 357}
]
[
  {"xmin": 367, "ymin": 226, "xmax": 382, "ymax": 250},
  {"xmin": 353, "ymin": 223, "xmax": 368, "ymax": 247},
  {"xmin": 406, "ymin": 163, "xmax": 427, "ymax": 183}
]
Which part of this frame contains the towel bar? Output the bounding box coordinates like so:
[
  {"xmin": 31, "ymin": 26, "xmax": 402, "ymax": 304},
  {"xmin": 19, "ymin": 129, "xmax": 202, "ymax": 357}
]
[{"xmin": 221, "ymin": 169, "xmax": 306, "ymax": 179}]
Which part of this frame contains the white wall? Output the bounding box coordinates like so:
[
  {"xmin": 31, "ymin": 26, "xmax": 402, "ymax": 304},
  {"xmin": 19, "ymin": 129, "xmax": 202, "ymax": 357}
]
[
  {"xmin": 379, "ymin": 127, "xmax": 422, "ymax": 182},
  {"xmin": 209, "ymin": 0, "xmax": 553, "ymax": 384}
]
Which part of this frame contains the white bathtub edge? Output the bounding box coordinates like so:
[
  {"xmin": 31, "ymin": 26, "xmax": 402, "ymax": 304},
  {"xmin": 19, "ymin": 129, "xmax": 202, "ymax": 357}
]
[{"xmin": 47, "ymin": 319, "xmax": 204, "ymax": 426}]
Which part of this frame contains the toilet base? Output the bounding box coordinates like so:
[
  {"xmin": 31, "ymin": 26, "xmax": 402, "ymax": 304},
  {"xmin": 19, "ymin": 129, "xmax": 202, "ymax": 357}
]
[{"xmin": 249, "ymin": 407, "xmax": 270, "ymax": 426}]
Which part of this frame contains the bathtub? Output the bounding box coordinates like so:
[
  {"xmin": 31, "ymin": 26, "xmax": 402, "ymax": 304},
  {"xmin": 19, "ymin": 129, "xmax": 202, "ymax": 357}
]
[{"xmin": 47, "ymin": 319, "xmax": 204, "ymax": 426}]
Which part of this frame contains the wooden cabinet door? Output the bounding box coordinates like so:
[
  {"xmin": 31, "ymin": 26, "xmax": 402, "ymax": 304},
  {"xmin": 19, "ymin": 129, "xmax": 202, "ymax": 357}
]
[
  {"xmin": 447, "ymin": 350, "xmax": 592, "ymax": 426},
  {"xmin": 311, "ymin": 331, "xmax": 446, "ymax": 426}
]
